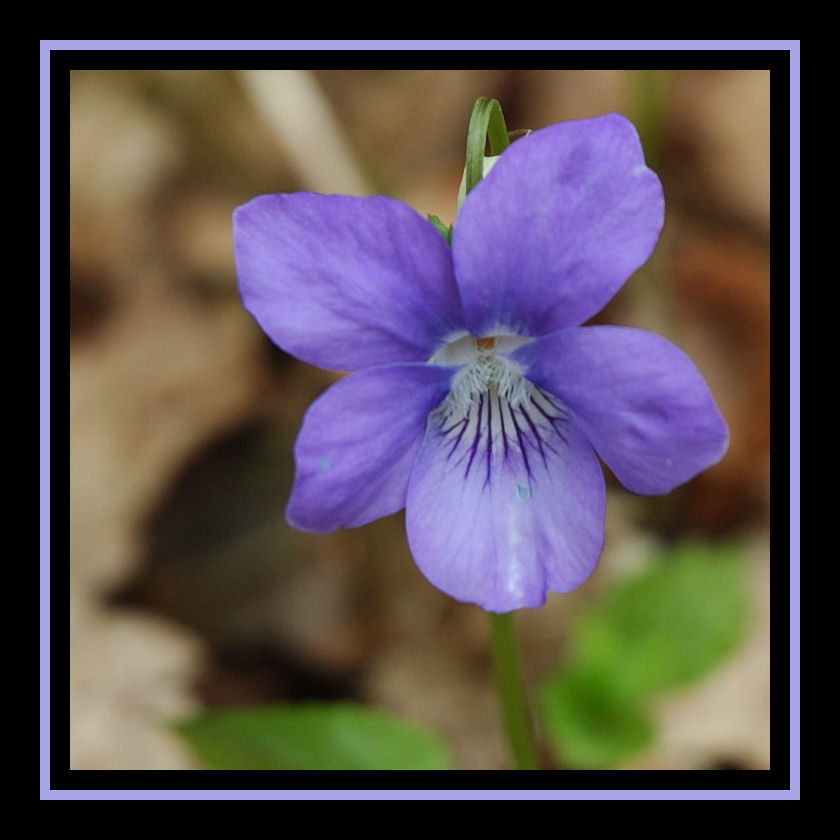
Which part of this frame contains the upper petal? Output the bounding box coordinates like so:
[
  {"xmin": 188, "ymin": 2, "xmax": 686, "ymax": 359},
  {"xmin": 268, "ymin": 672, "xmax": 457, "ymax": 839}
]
[
  {"xmin": 452, "ymin": 114, "xmax": 664, "ymax": 337},
  {"xmin": 234, "ymin": 193, "xmax": 466, "ymax": 371},
  {"xmin": 512, "ymin": 326, "xmax": 728, "ymax": 494},
  {"xmin": 406, "ymin": 384, "xmax": 605, "ymax": 613},
  {"xmin": 286, "ymin": 362, "xmax": 455, "ymax": 533}
]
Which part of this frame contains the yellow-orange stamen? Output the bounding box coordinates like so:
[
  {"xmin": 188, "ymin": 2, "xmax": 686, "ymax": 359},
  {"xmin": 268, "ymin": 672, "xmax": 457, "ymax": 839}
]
[{"xmin": 476, "ymin": 337, "xmax": 496, "ymax": 350}]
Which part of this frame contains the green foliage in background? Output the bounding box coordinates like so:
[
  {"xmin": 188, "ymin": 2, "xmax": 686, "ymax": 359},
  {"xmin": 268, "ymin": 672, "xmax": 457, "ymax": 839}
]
[
  {"xmin": 539, "ymin": 541, "xmax": 750, "ymax": 769},
  {"xmin": 176, "ymin": 702, "xmax": 454, "ymax": 770},
  {"xmin": 175, "ymin": 543, "xmax": 749, "ymax": 771}
]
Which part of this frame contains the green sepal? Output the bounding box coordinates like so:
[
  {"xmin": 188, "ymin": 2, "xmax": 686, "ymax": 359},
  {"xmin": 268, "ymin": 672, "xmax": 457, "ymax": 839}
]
[
  {"xmin": 464, "ymin": 97, "xmax": 510, "ymax": 198},
  {"xmin": 427, "ymin": 213, "xmax": 452, "ymax": 245}
]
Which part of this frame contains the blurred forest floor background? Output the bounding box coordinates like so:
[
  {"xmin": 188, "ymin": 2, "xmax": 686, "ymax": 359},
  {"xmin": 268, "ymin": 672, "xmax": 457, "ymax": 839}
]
[{"xmin": 68, "ymin": 69, "xmax": 771, "ymax": 771}]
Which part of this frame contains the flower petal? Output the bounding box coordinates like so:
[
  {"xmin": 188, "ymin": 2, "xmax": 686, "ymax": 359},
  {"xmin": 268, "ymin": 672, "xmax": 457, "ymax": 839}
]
[
  {"xmin": 512, "ymin": 326, "xmax": 728, "ymax": 494},
  {"xmin": 405, "ymin": 387, "xmax": 605, "ymax": 612},
  {"xmin": 452, "ymin": 114, "xmax": 664, "ymax": 336},
  {"xmin": 234, "ymin": 194, "xmax": 466, "ymax": 371},
  {"xmin": 287, "ymin": 363, "xmax": 455, "ymax": 532}
]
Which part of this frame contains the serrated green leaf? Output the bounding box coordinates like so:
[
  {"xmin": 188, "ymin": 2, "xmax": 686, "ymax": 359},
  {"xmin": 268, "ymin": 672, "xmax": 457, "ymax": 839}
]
[{"xmin": 176, "ymin": 702, "xmax": 454, "ymax": 770}]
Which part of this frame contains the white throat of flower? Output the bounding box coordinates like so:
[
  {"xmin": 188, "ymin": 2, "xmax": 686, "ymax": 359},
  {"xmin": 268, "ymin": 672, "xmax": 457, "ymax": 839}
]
[
  {"xmin": 427, "ymin": 334, "xmax": 568, "ymax": 485},
  {"xmin": 446, "ymin": 338, "xmax": 531, "ymax": 416},
  {"xmin": 429, "ymin": 334, "xmax": 533, "ymax": 407}
]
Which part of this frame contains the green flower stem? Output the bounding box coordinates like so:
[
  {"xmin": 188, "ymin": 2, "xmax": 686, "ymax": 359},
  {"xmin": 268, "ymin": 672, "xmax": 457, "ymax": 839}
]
[
  {"xmin": 632, "ymin": 69, "xmax": 674, "ymax": 172},
  {"xmin": 489, "ymin": 611, "xmax": 540, "ymax": 770},
  {"xmin": 463, "ymin": 98, "xmax": 538, "ymax": 770}
]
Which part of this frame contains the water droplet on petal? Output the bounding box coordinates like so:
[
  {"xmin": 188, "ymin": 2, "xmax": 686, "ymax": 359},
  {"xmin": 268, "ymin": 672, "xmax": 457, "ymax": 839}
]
[
  {"xmin": 318, "ymin": 457, "xmax": 332, "ymax": 471},
  {"xmin": 516, "ymin": 483, "xmax": 531, "ymax": 502}
]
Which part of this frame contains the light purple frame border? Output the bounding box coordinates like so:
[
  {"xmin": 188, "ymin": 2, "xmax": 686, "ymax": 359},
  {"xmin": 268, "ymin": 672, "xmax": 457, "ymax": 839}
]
[{"xmin": 45, "ymin": 40, "xmax": 800, "ymax": 801}]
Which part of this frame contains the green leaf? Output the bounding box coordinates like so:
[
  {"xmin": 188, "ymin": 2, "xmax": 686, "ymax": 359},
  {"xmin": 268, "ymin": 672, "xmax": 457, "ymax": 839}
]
[
  {"xmin": 539, "ymin": 666, "xmax": 654, "ymax": 769},
  {"xmin": 538, "ymin": 541, "xmax": 750, "ymax": 768},
  {"xmin": 574, "ymin": 541, "xmax": 750, "ymax": 698},
  {"xmin": 175, "ymin": 702, "xmax": 454, "ymax": 770}
]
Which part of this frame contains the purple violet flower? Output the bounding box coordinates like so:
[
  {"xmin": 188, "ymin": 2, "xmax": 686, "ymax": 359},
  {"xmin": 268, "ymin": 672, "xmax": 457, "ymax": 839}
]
[{"xmin": 233, "ymin": 113, "xmax": 728, "ymax": 613}]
